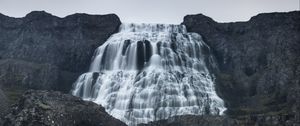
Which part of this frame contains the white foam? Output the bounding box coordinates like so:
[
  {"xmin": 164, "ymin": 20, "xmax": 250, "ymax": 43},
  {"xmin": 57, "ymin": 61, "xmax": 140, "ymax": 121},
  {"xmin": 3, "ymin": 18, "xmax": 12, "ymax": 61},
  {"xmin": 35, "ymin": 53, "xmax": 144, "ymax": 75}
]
[{"xmin": 72, "ymin": 23, "xmax": 226, "ymax": 126}]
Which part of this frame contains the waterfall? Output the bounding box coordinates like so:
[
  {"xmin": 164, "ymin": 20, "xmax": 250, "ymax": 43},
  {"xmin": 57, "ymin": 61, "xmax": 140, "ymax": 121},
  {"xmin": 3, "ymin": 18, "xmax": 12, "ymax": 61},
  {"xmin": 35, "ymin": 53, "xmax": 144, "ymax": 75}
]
[{"xmin": 72, "ymin": 23, "xmax": 226, "ymax": 125}]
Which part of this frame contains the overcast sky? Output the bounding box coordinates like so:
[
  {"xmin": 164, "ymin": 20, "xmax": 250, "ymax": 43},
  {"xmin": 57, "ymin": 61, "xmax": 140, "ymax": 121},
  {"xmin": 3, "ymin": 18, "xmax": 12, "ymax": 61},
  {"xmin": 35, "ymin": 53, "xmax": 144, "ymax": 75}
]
[{"xmin": 0, "ymin": 0, "xmax": 299, "ymax": 24}]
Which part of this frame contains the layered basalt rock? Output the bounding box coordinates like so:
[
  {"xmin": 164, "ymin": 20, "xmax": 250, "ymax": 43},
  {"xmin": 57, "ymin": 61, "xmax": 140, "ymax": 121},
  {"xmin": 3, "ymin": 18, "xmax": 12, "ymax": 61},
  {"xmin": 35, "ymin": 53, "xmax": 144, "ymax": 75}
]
[
  {"xmin": 0, "ymin": 11, "xmax": 121, "ymax": 106},
  {"xmin": 182, "ymin": 11, "xmax": 300, "ymax": 119},
  {"xmin": 0, "ymin": 11, "xmax": 121, "ymax": 92}
]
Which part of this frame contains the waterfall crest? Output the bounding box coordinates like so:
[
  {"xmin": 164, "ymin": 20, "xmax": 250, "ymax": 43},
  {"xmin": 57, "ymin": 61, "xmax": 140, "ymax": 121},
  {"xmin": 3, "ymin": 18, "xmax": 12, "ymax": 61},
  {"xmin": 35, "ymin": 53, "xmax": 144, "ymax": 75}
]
[{"xmin": 72, "ymin": 23, "xmax": 226, "ymax": 125}]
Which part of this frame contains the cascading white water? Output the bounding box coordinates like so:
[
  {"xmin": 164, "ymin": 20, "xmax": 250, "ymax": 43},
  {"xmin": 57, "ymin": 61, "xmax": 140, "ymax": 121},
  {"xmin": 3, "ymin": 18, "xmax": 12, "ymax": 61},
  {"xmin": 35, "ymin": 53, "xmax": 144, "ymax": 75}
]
[{"xmin": 72, "ymin": 23, "xmax": 226, "ymax": 125}]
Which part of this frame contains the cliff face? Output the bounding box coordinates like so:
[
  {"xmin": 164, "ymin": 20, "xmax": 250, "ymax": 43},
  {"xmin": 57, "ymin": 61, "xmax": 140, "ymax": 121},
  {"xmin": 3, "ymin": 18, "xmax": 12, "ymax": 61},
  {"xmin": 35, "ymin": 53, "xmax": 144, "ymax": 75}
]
[
  {"xmin": 182, "ymin": 11, "xmax": 300, "ymax": 116},
  {"xmin": 142, "ymin": 11, "xmax": 300, "ymax": 126},
  {"xmin": 0, "ymin": 11, "xmax": 299, "ymax": 126},
  {"xmin": 0, "ymin": 11, "xmax": 121, "ymax": 94},
  {"xmin": 2, "ymin": 90, "xmax": 127, "ymax": 126},
  {"xmin": 0, "ymin": 88, "xmax": 8, "ymax": 118}
]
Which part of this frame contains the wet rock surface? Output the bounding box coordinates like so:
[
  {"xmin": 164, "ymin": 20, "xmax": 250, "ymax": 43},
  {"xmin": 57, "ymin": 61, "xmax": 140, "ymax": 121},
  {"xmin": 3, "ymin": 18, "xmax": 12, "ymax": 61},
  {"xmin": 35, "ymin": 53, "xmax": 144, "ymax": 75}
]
[{"xmin": 2, "ymin": 90, "xmax": 127, "ymax": 126}]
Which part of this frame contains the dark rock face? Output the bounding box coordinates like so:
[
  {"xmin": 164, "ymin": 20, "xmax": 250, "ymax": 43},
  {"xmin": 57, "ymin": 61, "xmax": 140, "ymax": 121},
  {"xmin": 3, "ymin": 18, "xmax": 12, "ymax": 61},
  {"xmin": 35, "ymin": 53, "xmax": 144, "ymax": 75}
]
[
  {"xmin": 0, "ymin": 11, "xmax": 121, "ymax": 93},
  {"xmin": 0, "ymin": 88, "xmax": 9, "ymax": 118},
  {"xmin": 182, "ymin": 11, "xmax": 300, "ymax": 117},
  {"xmin": 0, "ymin": 59, "xmax": 59, "ymax": 90},
  {"xmin": 140, "ymin": 114, "xmax": 299, "ymax": 126},
  {"xmin": 139, "ymin": 115, "xmax": 235, "ymax": 126},
  {"xmin": 2, "ymin": 90, "xmax": 127, "ymax": 126}
]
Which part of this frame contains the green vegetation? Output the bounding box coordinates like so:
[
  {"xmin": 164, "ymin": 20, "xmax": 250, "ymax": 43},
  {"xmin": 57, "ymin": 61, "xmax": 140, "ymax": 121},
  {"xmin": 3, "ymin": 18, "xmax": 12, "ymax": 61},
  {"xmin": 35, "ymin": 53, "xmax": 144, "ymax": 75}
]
[
  {"xmin": 37, "ymin": 101, "xmax": 51, "ymax": 110},
  {"xmin": 2, "ymin": 86, "xmax": 26, "ymax": 105}
]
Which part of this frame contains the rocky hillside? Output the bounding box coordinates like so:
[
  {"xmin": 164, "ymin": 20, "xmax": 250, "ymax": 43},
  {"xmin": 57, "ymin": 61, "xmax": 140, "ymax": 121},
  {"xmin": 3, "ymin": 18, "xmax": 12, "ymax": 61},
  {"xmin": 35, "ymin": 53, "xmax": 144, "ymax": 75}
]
[
  {"xmin": 182, "ymin": 11, "xmax": 299, "ymax": 119},
  {"xmin": 1, "ymin": 90, "xmax": 126, "ymax": 126},
  {"xmin": 0, "ymin": 11, "xmax": 121, "ymax": 105}
]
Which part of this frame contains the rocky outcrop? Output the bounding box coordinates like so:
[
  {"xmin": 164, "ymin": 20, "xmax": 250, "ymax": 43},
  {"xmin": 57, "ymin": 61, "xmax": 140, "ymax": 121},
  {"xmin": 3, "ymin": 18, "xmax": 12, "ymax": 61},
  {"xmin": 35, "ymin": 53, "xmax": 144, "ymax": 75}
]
[
  {"xmin": 182, "ymin": 11, "xmax": 300, "ymax": 118},
  {"xmin": 0, "ymin": 11, "xmax": 121, "ymax": 99},
  {"xmin": 2, "ymin": 90, "xmax": 127, "ymax": 126}
]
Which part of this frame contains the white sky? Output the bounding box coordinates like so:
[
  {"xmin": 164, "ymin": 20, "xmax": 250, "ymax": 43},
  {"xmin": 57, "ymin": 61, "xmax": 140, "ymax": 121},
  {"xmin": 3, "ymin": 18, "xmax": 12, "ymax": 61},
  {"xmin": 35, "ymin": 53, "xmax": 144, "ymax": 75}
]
[{"xmin": 0, "ymin": 0, "xmax": 299, "ymax": 24}]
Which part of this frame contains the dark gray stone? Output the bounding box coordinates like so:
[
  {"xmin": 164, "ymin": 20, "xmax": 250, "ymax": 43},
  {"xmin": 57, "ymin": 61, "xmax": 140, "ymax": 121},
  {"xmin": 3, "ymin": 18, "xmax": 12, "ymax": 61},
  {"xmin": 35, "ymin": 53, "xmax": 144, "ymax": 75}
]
[
  {"xmin": 0, "ymin": 11, "xmax": 121, "ymax": 92},
  {"xmin": 182, "ymin": 11, "xmax": 300, "ymax": 117},
  {"xmin": 2, "ymin": 90, "xmax": 127, "ymax": 126},
  {"xmin": 0, "ymin": 59, "xmax": 59, "ymax": 90},
  {"xmin": 139, "ymin": 114, "xmax": 299, "ymax": 126},
  {"xmin": 0, "ymin": 88, "xmax": 9, "ymax": 120}
]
